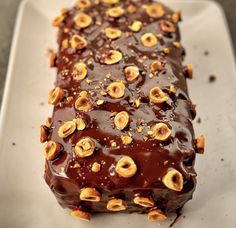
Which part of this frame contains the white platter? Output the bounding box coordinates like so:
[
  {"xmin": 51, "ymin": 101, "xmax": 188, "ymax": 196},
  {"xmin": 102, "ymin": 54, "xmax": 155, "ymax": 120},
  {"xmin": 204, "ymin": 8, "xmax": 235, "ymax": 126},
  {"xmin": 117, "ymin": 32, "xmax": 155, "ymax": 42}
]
[{"xmin": 0, "ymin": 0, "xmax": 236, "ymax": 227}]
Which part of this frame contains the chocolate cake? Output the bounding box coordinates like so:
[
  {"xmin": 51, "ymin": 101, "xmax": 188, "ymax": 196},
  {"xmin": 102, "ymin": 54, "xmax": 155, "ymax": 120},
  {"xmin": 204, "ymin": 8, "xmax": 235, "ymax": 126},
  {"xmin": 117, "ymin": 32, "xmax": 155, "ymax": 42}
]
[{"xmin": 40, "ymin": 0, "xmax": 205, "ymax": 222}]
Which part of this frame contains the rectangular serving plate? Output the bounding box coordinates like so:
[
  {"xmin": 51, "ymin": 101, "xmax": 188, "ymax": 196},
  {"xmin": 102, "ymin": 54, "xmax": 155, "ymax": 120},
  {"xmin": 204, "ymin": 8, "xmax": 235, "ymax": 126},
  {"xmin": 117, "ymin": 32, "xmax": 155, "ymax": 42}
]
[{"xmin": 0, "ymin": 0, "xmax": 236, "ymax": 227}]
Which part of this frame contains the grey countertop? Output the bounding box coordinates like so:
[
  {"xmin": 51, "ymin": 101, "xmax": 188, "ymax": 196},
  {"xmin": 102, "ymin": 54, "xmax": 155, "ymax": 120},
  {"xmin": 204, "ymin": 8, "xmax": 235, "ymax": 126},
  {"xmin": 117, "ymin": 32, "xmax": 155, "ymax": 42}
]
[{"xmin": 0, "ymin": 0, "xmax": 235, "ymax": 105}]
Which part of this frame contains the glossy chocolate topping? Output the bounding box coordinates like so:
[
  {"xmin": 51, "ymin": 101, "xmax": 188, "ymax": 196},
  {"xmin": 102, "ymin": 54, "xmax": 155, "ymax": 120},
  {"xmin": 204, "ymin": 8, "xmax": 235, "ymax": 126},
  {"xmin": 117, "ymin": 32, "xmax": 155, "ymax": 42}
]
[{"xmin": 44, "ymin": 0, "xmax": 197, "ymax": 217}]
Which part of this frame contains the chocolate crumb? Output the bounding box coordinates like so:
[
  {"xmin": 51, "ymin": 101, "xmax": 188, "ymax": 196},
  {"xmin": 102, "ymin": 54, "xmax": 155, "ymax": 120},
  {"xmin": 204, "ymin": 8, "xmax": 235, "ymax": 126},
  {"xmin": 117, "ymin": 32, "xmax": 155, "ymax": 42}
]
[
  {"xmin": 12, "ymin": 142, "xmax": 16, "ymax": 146},
  {"xmin": 197, "ymin": 117, "xmax": 201, "ymax": 124},
  {"xmin": 40, "ymin": 102, "xmax": 45, "ymax": 106},
  {"xmin": 221, "ymin": 158, "xmax": 224, "ymax": 162},
  {"xmin": 204, "ymin": 50, "xmax": 209, "ymax": 56},
  {"xmin": 209, "ymin": 75, "xmax": 216, "ymax": 83}
]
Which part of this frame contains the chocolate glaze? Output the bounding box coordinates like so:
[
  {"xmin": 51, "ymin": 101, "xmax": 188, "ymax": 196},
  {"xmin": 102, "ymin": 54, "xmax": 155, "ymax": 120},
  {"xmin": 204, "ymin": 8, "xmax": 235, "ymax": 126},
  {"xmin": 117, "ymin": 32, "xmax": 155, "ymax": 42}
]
[{"xmin": 44, "ymin": 0, "xmax": 197, "ymax": 216}]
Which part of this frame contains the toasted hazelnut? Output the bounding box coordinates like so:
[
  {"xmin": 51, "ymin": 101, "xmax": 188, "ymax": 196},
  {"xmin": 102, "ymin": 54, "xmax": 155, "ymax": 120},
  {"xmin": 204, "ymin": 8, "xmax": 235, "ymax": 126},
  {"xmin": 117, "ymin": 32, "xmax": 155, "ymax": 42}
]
[
  {"xmin": 52, "ymin": 15, "xmax": 64, "ymax": 27},
  {"xmin": 114, "ymin": 111, "xmax": 129, "ymax": 130},
  {"xmin": 152, "ymin": 123, "xmax": 171, "ymax": 141},
  {"xmin": 135, "ymin": 99, "xmax": 141, "ymax": 108},
  {"xmin": 92, "ymin": 162, "xmax": 101, "ymax": 172},
  {"xmin": 103, "ymin": 50, "xmax": 123, "ymax": 65},
  {"xmin": 141, "ymin": 33, "xmax": 158, "ymax": 47},
  {"xmin": 75, "ymin": 96, "xmax": 91, "ymax": 112},
  {"xmin": 172, "ymin": 11, "xmax": 182, "ymax": 23},
  {"xmin": 96, "ymin": 99, "xmax": 105, "ymax": 106},
  {"xmin": 107, "ymin": 199, "xmax": 127, "ymax": 211},
  {"xmin": 44, "ymin": 141, "xmax": 61, "ymax": 161},
  {"xmin": 124, "ymin": 66, "xmax": 139, "ymax": 82},
  {"xmin": 133, "ymin": 196, "xmax": 154, "ymax": 208},
  {"xmin": 72, "ymin": 62, "xmax": 87, "ymax": 81},
  {"xmin": 45, "ymin": 117, "xmax": 52, "ymax": 128},
  {"xmin": 169, "ymin": 85, "xmax": 177, "ymax": 94},
  {"xmin": 146, "ymin": 3, "xmax": 165, "ymax": 18},
  {"xmin": 173, "ymin": 41, "xmax": 181, "ymax": 48},
  {"xmin": 76, "ymin": 0, "xmax": 91, "ymax": 10},
  {"xmin": 183, "ymin": 64, "xmax": 193, "ymax": 79},
  {"xmin": 150, "ymin": 61, "xmax": 162, "ymax": 74},
  {"xmin": 196, "ymin": 135, "xmax": 205, "ymax": 154},
  {"xmin": 107, "ymin": 82, "xmax": 125, "ymax": 99},
  {"xmin": 73, "ymin": 118, "xmax": 86, "ymax": 130},
  {"xmin": 75, "ymin": 13, "xmax": 92, "ymax": 28},
  {"xmin": 129, "ymin": 21, "xmax": 142, "ymax": 32},
  {"xmin": 115, "ymin": 156, "xmax": 137, "ymax": 178},
  {"xmin": 75, "ymin": 137, "xmax": 95, "ymax": 157},
  {"xmin": 102, "ymin": 0, "xmax": 119, "ymax": 4},
  {"xmin": 160, "ymin": 20, "xmax": 176, "ymax": 33},
  {"xmin": 40, "ymin": 125, "xmax": 49, "ymax": 143},
  {"xmin": 147, "ymin": 209, "xmax": 167, "ymax": 221},
  {"xmin": 62, "ymin": 39, "xmax": 69, "ymax": 50},
  {"xmin": 121, "ymin": 135, "xmax": 132, "ymax": 145},
  {"xmin": 70, "ymin": 35, "xmax": 87, "ymax": 50},
  {"xmin": 70, "ymin": 209, "xmax": 91, "ymax": 221},
  {"xmin": 106, "ymin": 7, "xmax": 124, "ymax": 18},
  {"xmin": 80, "ymin": 188, "xmax": 101, "ymax": 202},
  {"xmin": 58, "ymin": 121, "xmax": 76, "ymax": 138},
  {"xmin": 127, "ymin": 4, "xmax": 137, "ymax": 14},
  {"xmin": 48, "ymin": 87, "xmax": 64, "ymax": 105},
  {"xmin": 162, "ymin": 168, "xmax": 183, "ymax": 191},
  {"xmin": 149, "ymin": 87, "xmax": 168, "ymax": 104},
  {"xmin": 104, "ymin": 28, "xmax": 122, "ymax": 40},
  {"xmin": 49, "ymin": 52, "xmax": 57, "ymax": 68}
]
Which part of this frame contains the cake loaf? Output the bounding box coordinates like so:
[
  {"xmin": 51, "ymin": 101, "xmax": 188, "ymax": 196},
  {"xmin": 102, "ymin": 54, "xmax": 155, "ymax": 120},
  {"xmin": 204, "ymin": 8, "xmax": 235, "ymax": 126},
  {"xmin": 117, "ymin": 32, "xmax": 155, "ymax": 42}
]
[{"xmin": 41, "ymin": 0, "xmax": 205, "ymax": 222}]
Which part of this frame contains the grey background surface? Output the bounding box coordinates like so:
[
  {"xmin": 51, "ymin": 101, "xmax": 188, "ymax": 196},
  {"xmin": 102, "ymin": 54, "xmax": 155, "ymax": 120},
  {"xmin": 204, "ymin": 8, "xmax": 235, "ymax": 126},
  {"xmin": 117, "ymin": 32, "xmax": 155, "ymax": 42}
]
[{"xmin": 0, "ymin": 0, "xmax": 235, "ymax": 105}]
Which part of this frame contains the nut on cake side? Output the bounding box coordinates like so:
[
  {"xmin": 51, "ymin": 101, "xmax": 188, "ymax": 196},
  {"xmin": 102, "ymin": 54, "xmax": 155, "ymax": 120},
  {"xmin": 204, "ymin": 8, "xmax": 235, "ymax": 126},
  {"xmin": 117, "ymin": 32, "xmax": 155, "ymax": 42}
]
[{"xmin": 40, "ymin": 0, "xmax": 205, "ymax": 222}]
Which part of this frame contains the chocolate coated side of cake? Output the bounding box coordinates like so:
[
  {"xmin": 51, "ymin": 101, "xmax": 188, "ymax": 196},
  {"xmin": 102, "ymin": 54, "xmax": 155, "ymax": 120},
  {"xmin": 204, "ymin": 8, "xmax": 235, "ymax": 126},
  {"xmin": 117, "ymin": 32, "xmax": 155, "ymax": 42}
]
[{"xmin": 41, "ymin": 0, "xmax": 203, "ymax": 222}]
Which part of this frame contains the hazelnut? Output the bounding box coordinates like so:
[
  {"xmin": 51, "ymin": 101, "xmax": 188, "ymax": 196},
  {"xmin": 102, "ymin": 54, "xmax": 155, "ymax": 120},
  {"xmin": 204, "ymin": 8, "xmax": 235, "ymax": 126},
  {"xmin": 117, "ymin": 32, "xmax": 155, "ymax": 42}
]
[
  {"xmin": 135, "ymin": 99, "xmax": 141, "ymax": 108},
  {"xmin": 62, "ymin": 39, "xmax": 69, "ymax": 50},
  {"xmin": 76, "ymin": 0, "xmax": 91, "ymax": 10},
  {"xmin": 80, "ymin": 188, "xmax": 101, "ymax": 202},
  {"xmin": 152, "ymin": 123, "xmax": 171, "ymax": 141},
  {"xmin": 196, "ymin": 135, "xmax": 205, "ymax": 154},
  {"xmin": 70, "ymin": 35, "xmax": 87, "ymax": 50},
  {"xmin": 172, "ymin": 11, "xmax": 182, "ymax": 23},
  {"xmin": 127, "ymin": 4, "xmax": 137, "ymax": 14},
  {"xmin": 40, "ymin": 125, "xmax": 49, "ymax": 143},
  {"xmin": 133, "ymin": 196, "xmax": 154, "ymax": 208},
  {"xmin": 169, "ymin": 85, "xmax": 177, "ymax": 94},
  {"xmin": 45, "ymin": 117, "xmax": 52, "ymax": 128},
  {"xmin": 52, "ymin": 15, "xmax": 64, "ymax": 27},
  {"xmin": 147, "ymin": 209, "xmax": 167, "ymax": 221},
  {"xmin": 102, "ymin": 0, "xmax": 119, "ymax": 4},
  {"xmin": 149, "ymin": 87, "xmax": 168, "ymax": 104},
  {"xmin": 96, "ymin": 99, "xmax": 105, "ymax": 106},
  {"xmin": 146, "ymin": 3, "xmax": 165, "ymax": 18},
  {"xmin": 44, "ymin": 141, "xmax": 62, "ymax": 161},
  {"xmin": 73, "ymin": 118, "xmax": 86, "ymax": 130},
  {"xmin": 75, "ymin": 95, "xmax": 91, "ymax": 112},
  {"xmin": 162, "ymin": 168, "xmax": 183, "ymax": 192},
  {"xmin": 160, "ymin": 20, "xmax": 176, "ymax": 33},
  {"xmin": 129, "ymin": 21, "xmax": 142, "ymax": 32},
  {"xmin": 106, "ymin": 7, "xmax": 124, "ymax": 18},
  {"xmin": 70, "ymin": 209, "xmax": 91, "ymax": 221},
  {"xmin": 115, "ymin": 156, "xmax": 137, "ymax": 178},
  {"xmin": 91, "ymin": 162, "xmax": 101, "ymax": 172},
  {"xmin": 114, "ymin": 111, "xmax": 129, "ymax": 130},
  {"xmin": 75, "ymin": 13, "xmax": 92, "ymax": 28},
  {"xmin": 58, "ymin": 121, "xmax": 76, "ymax": 138},
  {"xmin": 121, "ymin": 135, "xmax": 132, "ymax": 145},
  {"xmin": 48, "ymin": 87, "xmax": 64, "ymax": 105},
  {"xmin": 150, "ymin": 61, "xmax": 162, "ymax": 74},
  {"xmin": 124, "ymin": 66, "xmax": 139, "ymax": 82},
  {"xmin": 141, "ymin": 33, "xmax": 158, "ymax": 47},
  {"xmin": 49, "ymin": 52, "xmax": 57, "ymax": 68},
  {"xmin": 104, "ymin": 28, "xmax": 122, "ymax": 40},
  {"xmin": 75, "ymin": 137, "xmax": 95, "ymax": 157},
  {"xmin": 103, "ymin": 50, "xmax": 123, "ymax": 65},
  {"xmin": 183, "ymin": 64, "xmax": 193, "ymax": 79},
  {"xmin": 107, "ymin": 82, "xmax": 125, "ymax": 99},
  {"xmin": 72, "ymin": 62, "xmax": 87, "ymax": 81},
  {"xmin": 107, "ymin": 199, "xmax": 127, "ymax": 211}
]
